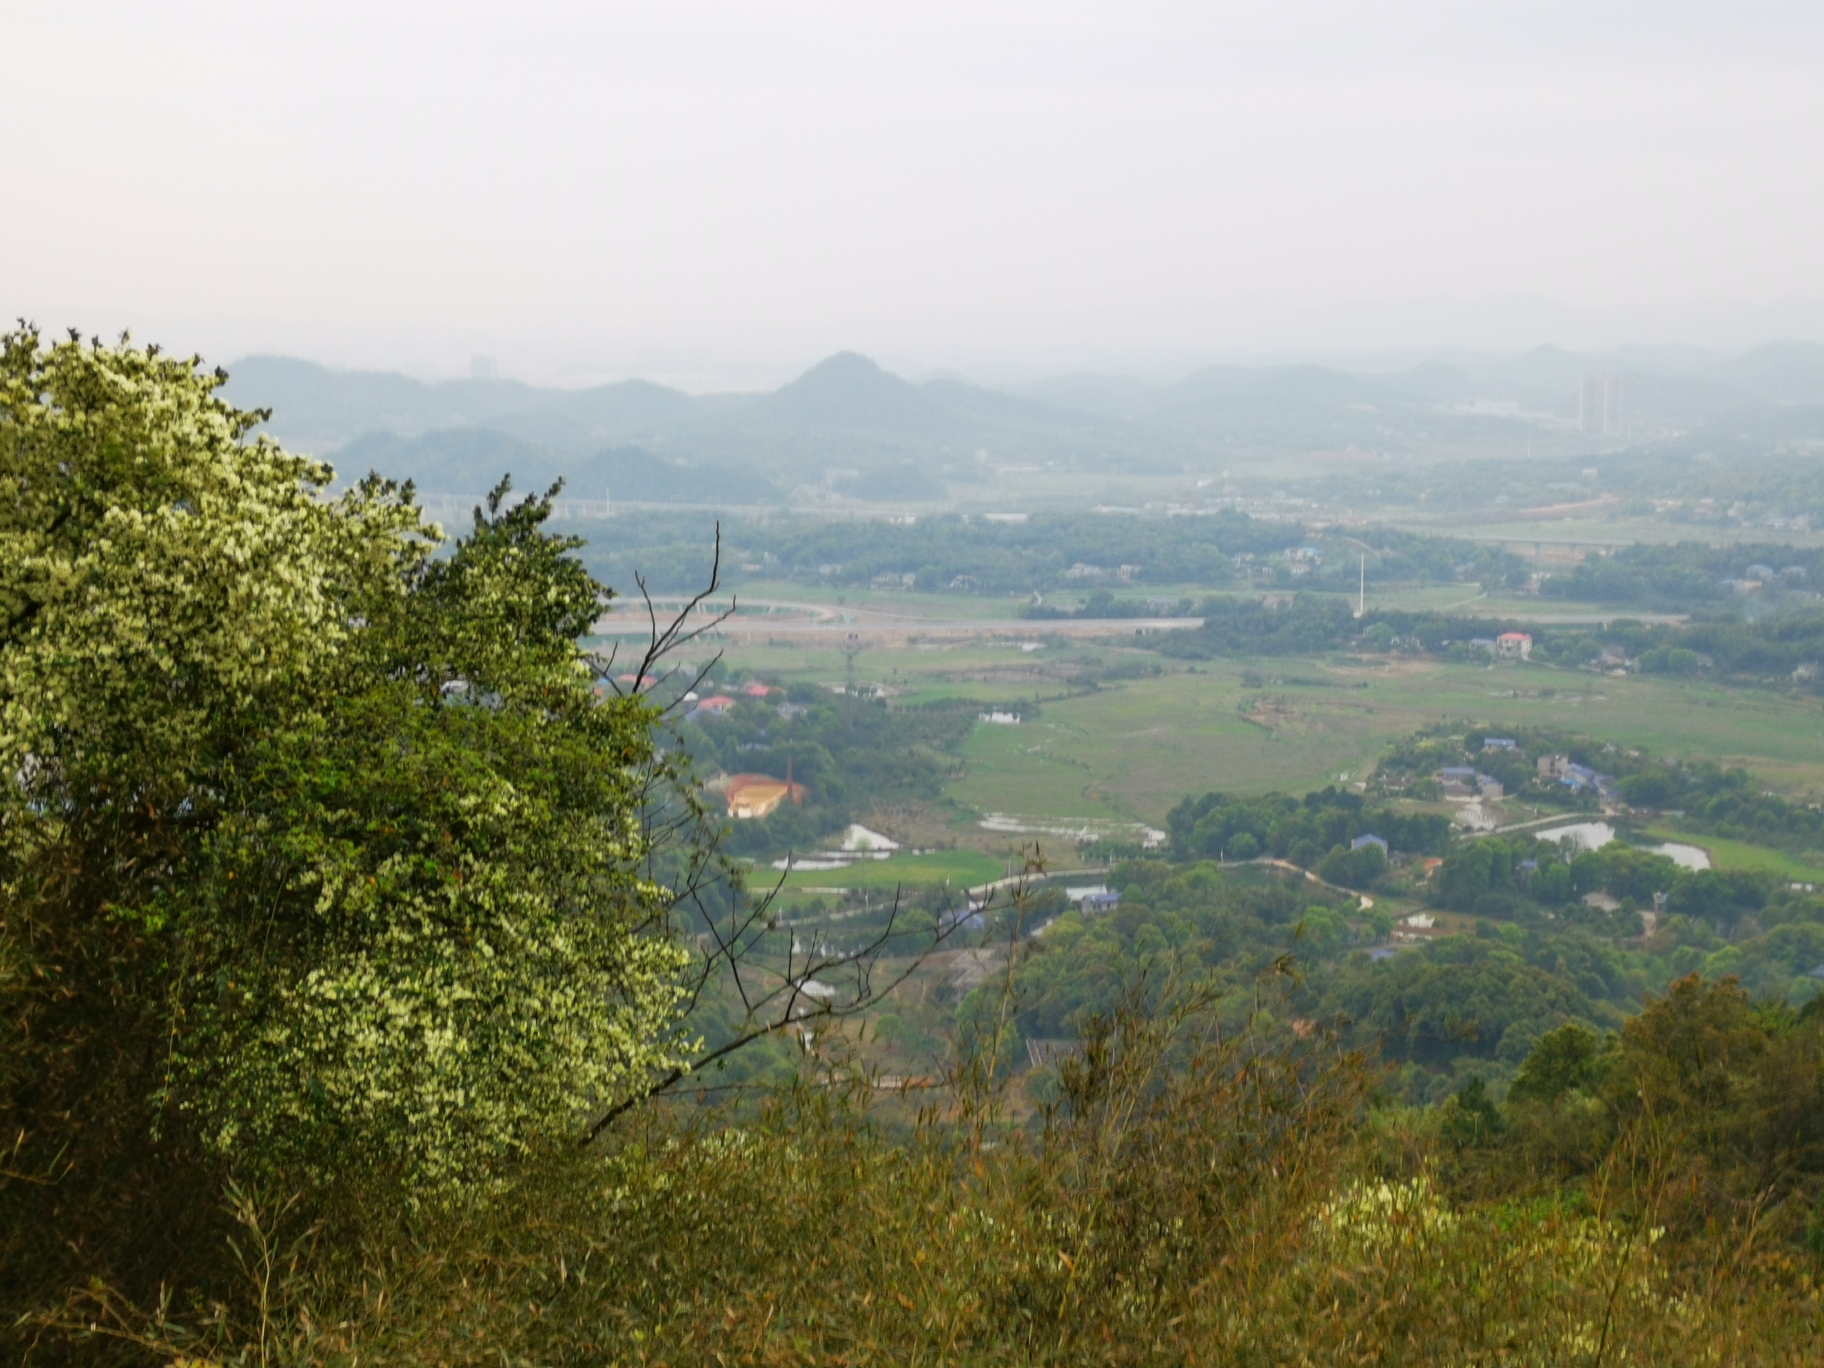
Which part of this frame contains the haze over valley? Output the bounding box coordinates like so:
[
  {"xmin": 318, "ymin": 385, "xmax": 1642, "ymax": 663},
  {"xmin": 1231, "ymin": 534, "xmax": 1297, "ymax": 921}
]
[{"xmin": 13, "ymin": 5, "xmax": 1824, "ymax": 1364}]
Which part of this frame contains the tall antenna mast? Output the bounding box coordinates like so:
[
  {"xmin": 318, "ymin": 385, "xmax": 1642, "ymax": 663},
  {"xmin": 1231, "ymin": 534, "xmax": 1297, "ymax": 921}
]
[
  {"xmin": 1356, "ymin": 554, "xmax": 1365, "ymax": 619},
  {"xmin": 843, "ymin": 632, "xmax": 861, "ymax": 695}
]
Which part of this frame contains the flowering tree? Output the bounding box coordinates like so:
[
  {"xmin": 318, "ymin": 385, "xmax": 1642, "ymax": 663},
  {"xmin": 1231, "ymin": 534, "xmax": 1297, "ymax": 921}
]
[{"xmin": 1, "ymin": 328, "xmax": 690, "ymax": 1207}]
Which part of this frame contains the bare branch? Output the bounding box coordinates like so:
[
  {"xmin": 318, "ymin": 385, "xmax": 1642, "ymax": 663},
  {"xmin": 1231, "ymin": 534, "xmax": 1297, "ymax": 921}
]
[
  {"xmin": 584, "ymin": 524, "xmax": 975, "ymax": 1146},
  {"xmin": 584, "ymin": 875, "xmax": 976, "ymax": 1145}
]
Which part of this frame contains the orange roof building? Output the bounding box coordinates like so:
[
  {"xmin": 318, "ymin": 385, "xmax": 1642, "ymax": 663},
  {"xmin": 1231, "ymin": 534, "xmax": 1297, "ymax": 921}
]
[{"xmin": 723, "ymin": 772, "xmax": 808, "ymax": 820}]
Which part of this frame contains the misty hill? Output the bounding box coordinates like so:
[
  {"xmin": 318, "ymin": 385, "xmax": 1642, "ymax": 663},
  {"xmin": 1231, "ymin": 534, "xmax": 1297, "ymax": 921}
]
[
  {"xmin": 1021, "ymin": 361, "xmax": 1530, "ymax": 450},
  {"xmin": 224, "ymin": 351, "xmax": 1148, "ymax": 500},
  {"xmin": 332, "ymin": 430, "xmax": 785, "ymax": 506},
  {"xmin": 223, "ymin": 357, "xmax": 545, "ymax": 449},
  {"xmin": 1711, "ymin": 342, "xmax": 1824, "ymax": 405},
  {"xmin": 222, "ymin": 342, "xmax": 1824, "ymax": 503}
]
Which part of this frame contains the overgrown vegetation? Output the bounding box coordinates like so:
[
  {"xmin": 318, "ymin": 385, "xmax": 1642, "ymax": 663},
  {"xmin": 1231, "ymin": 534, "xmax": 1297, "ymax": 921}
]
[{"xmin": 30, "ymin": 964, "xmax": 1824, "ymax": 1366}]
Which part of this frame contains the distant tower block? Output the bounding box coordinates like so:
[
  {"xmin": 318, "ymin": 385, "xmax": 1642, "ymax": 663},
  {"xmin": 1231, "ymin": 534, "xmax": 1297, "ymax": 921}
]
[{"xmin": 1579, "ymin": 374, "xmax": 1622, "ymax": 435}]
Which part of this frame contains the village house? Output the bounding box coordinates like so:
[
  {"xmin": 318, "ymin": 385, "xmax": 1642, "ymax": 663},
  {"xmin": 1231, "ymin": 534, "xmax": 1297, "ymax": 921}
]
[
  {"xmin": 1547, "ymin": 761, "xmax": 1618, "ymax": 799},
  {"xmin": 685, "ymin": 694, "xmax": 736, "ymax": 722},
  {"xmin": 1431, "ymin": 762, "xmax": 1507, "ymax": 802},
  {"xmin": 722, "ymin": 772, "xmax": 809, "ymax": 820},
  {"xmin": 1494, "ymin": 631, "xmax": 1532, "ymax": 660}
]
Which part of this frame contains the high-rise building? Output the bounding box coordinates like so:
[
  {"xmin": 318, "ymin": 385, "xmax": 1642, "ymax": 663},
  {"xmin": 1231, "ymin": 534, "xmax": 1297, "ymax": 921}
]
[{"xmin": 1579, "ymin": 374, "xmax": 1622, "ymax": 435}]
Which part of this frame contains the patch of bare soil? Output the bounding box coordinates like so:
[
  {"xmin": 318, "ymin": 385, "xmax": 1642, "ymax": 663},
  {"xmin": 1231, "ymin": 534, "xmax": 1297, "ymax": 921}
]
[{"xmin": 857, "ymin": 803, "xmax": 961, "ymax": 850}]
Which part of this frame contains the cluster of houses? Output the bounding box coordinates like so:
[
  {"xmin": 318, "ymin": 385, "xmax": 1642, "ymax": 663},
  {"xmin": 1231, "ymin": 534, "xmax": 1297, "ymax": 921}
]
[
  {"xmin": 1063, "ymin": 562, "xmax": 1142, "ymax": 581},
  {"xmin": 1433, "ymin": 766, "xmax": 1505, "ymax": 802},
  {"xmin": 1430, "ymin": 740, "xmax": 1617, "ymax": 805},
  {"xmin": 1284, "ymin": 546, "xmax": 1323, "ymax": 577},
  {"xmin": 681, "ymin": 678, "xmax": 776, "ymax": 724},
  {"xmin": 668, "ymin": 679, "xmax": 819, "ymax": 819},
  {"xmin": 1537, "ymin": 752, "xmax": 1618, "ymax": 800},
  {"xmin": 1719, "ymin": 563, "xmax": 1807, "ymax": 594}
]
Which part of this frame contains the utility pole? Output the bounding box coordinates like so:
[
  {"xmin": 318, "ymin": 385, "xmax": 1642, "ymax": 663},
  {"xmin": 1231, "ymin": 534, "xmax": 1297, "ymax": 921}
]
[
  {"xmin": 843, "ymin": 632, "xmax": 861, "ymax": 695},
  {"xmin": 1355, "ymin": 554, "xmax": 1365, "ymax": 619}
]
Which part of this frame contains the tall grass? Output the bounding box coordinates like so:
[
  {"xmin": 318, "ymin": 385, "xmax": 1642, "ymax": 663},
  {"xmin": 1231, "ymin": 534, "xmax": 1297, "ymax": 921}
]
[{"xmin": 34, "ymin": 968, "xmax": 1824, "ymax": 1366}]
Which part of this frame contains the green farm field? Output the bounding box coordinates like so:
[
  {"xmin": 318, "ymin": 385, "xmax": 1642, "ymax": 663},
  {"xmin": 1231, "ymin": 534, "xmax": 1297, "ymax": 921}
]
[
  {"xmin": 721, "ymin": 637, "xmax": 1824, "ymax": 827},
  {"xmin": 963, "ymin": 661, "xmax": 1824, "ymax": 825},
  {"xmin": 772, "ymin": 847, "xmax": 1006, "ymax": 891}
]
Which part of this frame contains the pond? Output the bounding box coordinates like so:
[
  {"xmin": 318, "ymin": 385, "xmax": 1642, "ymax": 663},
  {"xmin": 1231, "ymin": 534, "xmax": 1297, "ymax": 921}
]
[{"xmin": 1533, "ymin": 821, "xmax": 1711, "ymax": 870}]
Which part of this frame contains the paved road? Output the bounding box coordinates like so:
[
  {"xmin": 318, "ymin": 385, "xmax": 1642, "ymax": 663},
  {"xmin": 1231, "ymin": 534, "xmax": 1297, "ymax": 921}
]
[{"xmin": 595, "ymin": 597, "xmax": 1202, "ymax": 641}]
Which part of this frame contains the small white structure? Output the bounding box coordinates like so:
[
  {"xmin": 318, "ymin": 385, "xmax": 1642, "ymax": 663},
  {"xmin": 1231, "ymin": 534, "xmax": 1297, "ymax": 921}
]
[
  {"xmin": 979, "ymin": 710, "xmax": 1022, "ymax": 725},
  {"xmin": 839, "ymin": 824, "xmax": 900, "ymax": 853},
  {"xmin": 1453, "ymin": 803, "xmax": 1500, "ymax": 832}
]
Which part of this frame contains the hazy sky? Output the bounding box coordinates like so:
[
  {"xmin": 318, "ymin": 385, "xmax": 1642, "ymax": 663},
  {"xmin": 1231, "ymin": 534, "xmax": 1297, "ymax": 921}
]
[{"xmin": 8, "ymin": 1, "xmax": 1824, "ymax": 386}]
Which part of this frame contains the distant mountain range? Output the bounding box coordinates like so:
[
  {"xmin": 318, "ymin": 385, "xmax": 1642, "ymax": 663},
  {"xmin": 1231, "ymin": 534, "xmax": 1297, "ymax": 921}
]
[{"xmin": 222, "ymin": 343, "xmax": 1824, "ymax": 504}]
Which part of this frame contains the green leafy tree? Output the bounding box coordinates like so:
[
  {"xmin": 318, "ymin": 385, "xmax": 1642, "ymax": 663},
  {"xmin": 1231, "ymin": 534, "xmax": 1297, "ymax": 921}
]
[
  {"xmin": 1440, "ymin": 1075, "xmax": 1506, "ymax": 1147},
  {"xmin": 1506, "ymin": 1021, "xmax": 1606, "ymax": 1107},
  {"xmin": 1, "ymin": 330, "xmax": 691, "ymax": 1238}
]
